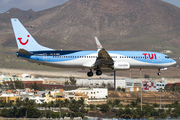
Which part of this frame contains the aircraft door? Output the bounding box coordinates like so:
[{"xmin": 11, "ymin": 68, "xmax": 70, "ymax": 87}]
[
  {"xmin": 43, "ymin": 53, "xmax": 47, "ymax": 62},
  {"xmin": 157, "ymin": 54, "xmax": 161, "ymax": 62}
]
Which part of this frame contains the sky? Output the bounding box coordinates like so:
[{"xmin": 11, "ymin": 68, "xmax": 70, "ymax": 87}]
[
  {"xmin": 0, "ymin": 0, "xmax": 69, "ymax": 13},
  {"xmin": 0, "ymin": 0, "xmax": 180, "ymax": 14},
  {"xmin": 162, "ymin": 0, "xmax": 180, "ymax": 8}
]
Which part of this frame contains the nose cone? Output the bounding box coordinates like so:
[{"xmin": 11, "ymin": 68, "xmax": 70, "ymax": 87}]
[{"xmin": 171, "ymin": 59, "xmax": 176, "ymax": 65}]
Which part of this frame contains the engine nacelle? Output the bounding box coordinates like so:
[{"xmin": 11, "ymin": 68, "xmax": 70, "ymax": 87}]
[{"xmin": 113, "ymin": 62, "xmax": 130, "ymax": 70}]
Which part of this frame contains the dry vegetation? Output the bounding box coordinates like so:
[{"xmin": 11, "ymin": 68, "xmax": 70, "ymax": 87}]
[{"xmin": 108, "ymin": 91, "xmax": 180, "ymax": 105}]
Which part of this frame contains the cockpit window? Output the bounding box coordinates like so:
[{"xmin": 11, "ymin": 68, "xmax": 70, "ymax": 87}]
[{"xmin": 165, "ymin": 56, "xmax": 170, "ymax": 59}]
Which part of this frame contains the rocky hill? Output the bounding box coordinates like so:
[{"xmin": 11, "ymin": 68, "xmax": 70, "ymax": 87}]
[
  {"xmin": 1, "ymin": 0, "xmax": 180, "ymax": 49},
  {"xmin": 0, "ymin": 0, "xmax": 180, "ymax": 72},
  {"xmin": 21, "ymin": 0, "xmax": 180, "ymax": 51}
]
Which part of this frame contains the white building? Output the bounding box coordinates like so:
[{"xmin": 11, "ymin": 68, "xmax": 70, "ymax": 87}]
[
  {"xmin": 76, "ymin": 78, "xmax": 134, "ymax": 89},
  {"xmin": 125, "ymin": 79, "xmax": 134, "ymax": 92},
  {"xmin": 156, "ymin": 82, "xmax": 167, "ymax": 91},
  {"xmin": 161, "ymin": 50, "xmax": 172, "ymax": 53},
  {"xmin": 29, "ymin": 96, "xmax": 46, "ymax": 104},
  {"xmin": 66, "ymin": 88, "xmax": 108, "ymax": 99},
  {"xmin": 76, "ymin": 78, "xmax": 140, "ymax": 92}
]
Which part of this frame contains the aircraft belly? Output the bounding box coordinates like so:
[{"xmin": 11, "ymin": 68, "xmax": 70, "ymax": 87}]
[
  {"xmin": 129, "ymin": 59, "xmax": 172, "ymax": 68},
  {"xmin": 46, "ymin": 59, "xmax": 95, "ymax": 68},
  {"xmin": 21, "ymin": 55, "xmax": 174, "ymax": 70}
]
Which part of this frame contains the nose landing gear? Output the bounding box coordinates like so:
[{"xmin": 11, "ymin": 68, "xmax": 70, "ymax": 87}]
[
  {"xmin": 157, "ymin": 69, "xmax": 161, "ymax": 76},
  {"xmin": 157, "ymin": 72, "xmax": 161, "ymax": 76}
]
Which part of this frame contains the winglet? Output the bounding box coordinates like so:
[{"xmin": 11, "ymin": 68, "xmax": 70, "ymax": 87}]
[{"xmin": 95, "ymin": 37, "xmax": 103, "ymax": 50}]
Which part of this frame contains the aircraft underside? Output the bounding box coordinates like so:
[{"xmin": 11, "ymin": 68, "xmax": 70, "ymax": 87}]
[{"xmin": 23, "ymin": 57, "xmax": 169, "ymax": 77}]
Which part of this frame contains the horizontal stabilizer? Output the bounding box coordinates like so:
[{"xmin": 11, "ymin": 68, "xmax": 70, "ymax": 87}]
[
  {"xmin": 4, "ymin": 52, "xmax": 16, "ymax": 54},
  {"xmin": 18, "ymin": 49, "xmax": 31, "ymax": 55}
]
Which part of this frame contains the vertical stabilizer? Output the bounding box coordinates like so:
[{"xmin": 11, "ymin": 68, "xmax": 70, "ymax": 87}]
[
  {"xmin": 11, "ymin": 18, "xmax": 53, "ymax": 51},
  {"xmin": 95, "ymin": 36, "xmax": 103, "ymax": 50}
]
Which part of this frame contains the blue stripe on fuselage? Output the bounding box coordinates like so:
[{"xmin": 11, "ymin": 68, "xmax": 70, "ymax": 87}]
[{"xmin": 18, "ymin": 50, "xmax": 173, "ymax": 64}]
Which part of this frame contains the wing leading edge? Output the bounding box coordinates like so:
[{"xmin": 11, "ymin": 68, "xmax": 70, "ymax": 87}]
[
  {"xmin": 82, "ymin": 37, "xmax": 114, "ymax": 69},
  {"xmin": 94, "ymin": 37, "xmax": 114, "ymax": 67}
]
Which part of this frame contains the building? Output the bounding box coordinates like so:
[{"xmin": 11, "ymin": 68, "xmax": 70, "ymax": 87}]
[
  {"xmin": 65, "ymin": 88, "xmax": 107, "ymax": 104},
  {"xmin": 29, "ymin": 96, "xmax": 46, "ymax": 104},
  {"xmin": 76, "ymin": 78, "xmax": 142, "ymax": 92},
  {"xmin": 65, "ymin": 91, "xmax": 88, "ymax": 104},
  {"xmin": 134, "ymin": 82, "xmax": 141, "ymax": 91},
  {"xmin": 142, "ymin": 80, "xmax": 156, "ymax": 91},
  {"xmin": 69, "ymin": 88, "xmax": 107, "ymax": 99},
  {"xmin": 0, "ymin": 93, "xmax": 20, "ymax": 103},
  {"xmin": 77, "ymin": 78, "xmax": 133, "ymax": 88},
  {"xmin": 156, "ymin": 82, "xmax": 167, "ymax": 91},
  {"xmin": 125, "ymin": 79, "xmax": 134, "ymax": 92},
  {"xmin": 54, "ymin": 89, "xmax": 65, "ymax": 101},
  {"xmin": 43, "ymin": 78, "xmax": 65, "ymax": 85},
  {"xmin": 161, "ymin": 50, "xmax": 172, "ymax": 53}
]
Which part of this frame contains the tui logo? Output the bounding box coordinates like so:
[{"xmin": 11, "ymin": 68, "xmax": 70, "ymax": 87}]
[
  {"xmin": 17, "ymin": 35, "xmax": 29, "ymax": 45},
  {"xmin": 97, "ymin": 45, "xmax": 101, "ymax": 48},
  {"xmin": 143, "ymin": 53, "xmax": 157, "ymax": 59}
]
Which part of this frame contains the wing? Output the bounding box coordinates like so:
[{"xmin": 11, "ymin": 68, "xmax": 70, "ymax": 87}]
[{"xmin": 94, "ymin": 37, "xmax": 114, "ymax": 67}]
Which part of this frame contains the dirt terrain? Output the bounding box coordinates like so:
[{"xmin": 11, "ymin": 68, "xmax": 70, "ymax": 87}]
[
  {"xmin": 87, "ymin": 91, "xmax": 179, "ymax": 106},
  {"xmin": 1, "ymin": 67, "xmax": 180, "ymax": 79},
  {"xmin": 108, "ymin": 91, "xmax": 180, "ymax": 105},
  {"xmin": 0, "ymin": 68, "xmax": 117, "ymax": 79}
]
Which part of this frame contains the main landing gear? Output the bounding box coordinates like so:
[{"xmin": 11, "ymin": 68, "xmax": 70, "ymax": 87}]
[
  {"xmin": 157, "ymin": 69, "xmax": 161, "ymax": 76},
  {"xmin": 96, "ymin": 70, "xmax": 102, "ymax": 76},
  {"xmin": 87, "ymin": 69, "xmax": 102, "ymax": 77},
  {"xmin": 87, "ymin": 69, "xmax": 93, "ymax": 77}
]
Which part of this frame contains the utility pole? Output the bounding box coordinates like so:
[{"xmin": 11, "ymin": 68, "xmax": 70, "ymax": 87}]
[
  {"xmin": 95, "ymin": 90, "xmax": 97, "ymax": 117},
  {"xmin": 160, "ymin": 89, "xmax": 161, "ymax": 109},
  {"xmin": 140, "ymin": 69, "xmax": 142, "ymax": 111},
  {"xmin": 95, "ymin": 91, "xmax": 96, "ymax": 108},
  {"xmin": 59, "ymin": 99, "xmax": 61, "ymax": 119},
  {"xmin": 114, "ymin": 71, "xmax": 116, "ymax": 91},
  {"xmin": 160, "ymin": 86, "xmax": 162, "ymax": 109}
]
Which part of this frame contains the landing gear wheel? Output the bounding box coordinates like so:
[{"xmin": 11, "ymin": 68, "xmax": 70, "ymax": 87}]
[
  {"xmin": 96, "ymin": 70, "xmax": 102, "ymax": 76},
  {"xmin": 157, "ymin": 72, "xmax": 161, "ymax": 76},
  {"xmin": 87, "ymin": 71, "xmax": 93, "ymax": 77}
]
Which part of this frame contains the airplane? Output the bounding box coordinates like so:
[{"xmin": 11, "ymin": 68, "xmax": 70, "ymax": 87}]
[{"xmin": 11, "ymin": 18, "xmax": 176, "ymax": 77}]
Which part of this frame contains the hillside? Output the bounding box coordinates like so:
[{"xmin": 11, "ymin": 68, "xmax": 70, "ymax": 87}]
[
  {"xmin": 0, "ymin": 0, "xmax": 180, "ymax": 76},
  {"xmin": 20, "ymin": 0, "xmax": 180, "ymax": 52}
]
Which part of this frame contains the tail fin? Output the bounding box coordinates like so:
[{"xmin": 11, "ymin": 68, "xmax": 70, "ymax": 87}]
[
  {"xmin": 95, "ymin": 36, "xmax": 103, "ymax": 50},
  {"xmin": 11, "ymin": 18, "xmax": 53, "ymax": 51}
]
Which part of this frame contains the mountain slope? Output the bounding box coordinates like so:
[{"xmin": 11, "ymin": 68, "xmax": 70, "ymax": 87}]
[{"xmin": 22, "ymin": 0, "xmax": 180, "ymax": 51}]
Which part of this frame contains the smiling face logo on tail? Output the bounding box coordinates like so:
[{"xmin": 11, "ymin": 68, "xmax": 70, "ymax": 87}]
[{"xmin": 17, "ymin": 35, "xmax": 29, "ymax": 45}]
